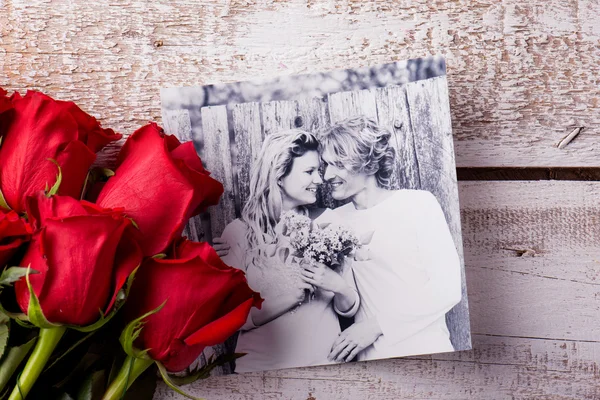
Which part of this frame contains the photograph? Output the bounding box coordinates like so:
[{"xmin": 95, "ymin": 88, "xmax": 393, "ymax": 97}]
[{"xmin": 160, "ymin": 56, "xmax": 471, "ymax": 375}]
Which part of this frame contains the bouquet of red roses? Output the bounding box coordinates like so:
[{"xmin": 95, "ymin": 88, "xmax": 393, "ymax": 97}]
[{"xmin": 0, "ymin": 88, "xmax": 262, "ymax": 400}]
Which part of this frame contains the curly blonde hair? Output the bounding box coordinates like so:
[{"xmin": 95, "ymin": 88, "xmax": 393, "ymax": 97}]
[
  {"xmin": 319, "ymin": 116, "xmax": 396, "ymax": 189},
  {"xmin": 242, "ymin": 129, "xmax": 319, "ymax": 268}
]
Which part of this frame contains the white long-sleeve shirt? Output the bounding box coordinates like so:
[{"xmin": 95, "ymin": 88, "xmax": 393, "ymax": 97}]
[{"xmin": 334, "ymin": 189, "xmax": 462, "ymax": 360}]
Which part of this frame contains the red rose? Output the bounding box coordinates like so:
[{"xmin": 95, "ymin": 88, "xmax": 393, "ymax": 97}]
[
  {"xmin": 96, "ymin": 123, "xmax": 224, "ymax": 256},
  {"xmin": 0, "ymin": 209, "xmax": 32, "ymax": 267},
  {"xmin": 15, "ymin": 193, "xmax": 142, "ymax": 326},
  {"xmin": 0, "ymin": 90, "xmax": 121, "ymax": 213},
  {"xmin": 0, "ymin": 88, "xmax": 12, "ymax": 115},
  {"xmin": 124, "ymin": 238, "xmax": 262, "ymax": 372},
  {"xmin": 55, "ymin": 99, "xmax": 121, "ymax": 153}
]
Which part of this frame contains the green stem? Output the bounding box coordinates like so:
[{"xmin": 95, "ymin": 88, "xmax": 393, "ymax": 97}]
[
  {"xmin": 8, "ymin": 326, "xmax": 66, "ymax": 400},
  {"xmin": 102, "ymin": 356, "xmax": 153, "ymax": 400}
]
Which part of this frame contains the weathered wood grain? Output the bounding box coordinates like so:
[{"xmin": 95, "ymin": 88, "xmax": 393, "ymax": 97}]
[
  {"xmin": 200, "ymin": 105, "xmax": 236, "ymax": 238},
  {"xmin": 261, "ymin": 100, "xmax": 298, "ymax": 136},
  {"xmin": 327, "ymin": 89, "xmax": 378, "ymax": 123},
  {"xmin": 232, "ymin": 101, "xmax": 262, "ymax": 210},
  {"xmin": 375, "ymin": 85, "xmax": 420, "ymax": 190},
  {"xmin": 153, "ymin": 180, "xmax": 600, "ymax": 400},
  {"xmin": 295, "ymin": 97, "xmax": 328, "ymax": 136},
  {"xmin": 155, "ymin": 335, "xmax": 600, "ymax": 400},
  {"xmin": 2, "ymin": 0, "xmax": 599, "ymax": 167}
]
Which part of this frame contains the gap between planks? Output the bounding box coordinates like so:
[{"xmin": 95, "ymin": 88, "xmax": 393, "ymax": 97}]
[{"xmin": 458, "ymin": 167, "xmax": 600, "ymax": 181}]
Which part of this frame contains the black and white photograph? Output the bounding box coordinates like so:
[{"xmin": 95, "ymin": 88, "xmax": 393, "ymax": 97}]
[{"xmin": 160, "ymin": 56, "xmax": 471, "ymax": 375}]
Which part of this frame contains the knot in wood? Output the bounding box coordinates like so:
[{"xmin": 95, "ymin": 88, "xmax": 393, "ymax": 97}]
[
  {"xmin": 393, "ymin": 120, "xmax": 403, "ymax": 129},
  {"xmin": 294, "ymin": 116, "xmax": 304, "ymax": 128},
  {"xmin": 153, "ymin": 40, "xmax": 164, "ymax": 48}
]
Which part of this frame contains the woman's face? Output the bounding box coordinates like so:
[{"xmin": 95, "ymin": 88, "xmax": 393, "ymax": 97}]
[
  {"xmin": 322, "ymin": 151, "xmax": 369, "ymax": 201},
  {"xmin": 280, "ymin": 150, "xmax": 323, "ymax": 210}
]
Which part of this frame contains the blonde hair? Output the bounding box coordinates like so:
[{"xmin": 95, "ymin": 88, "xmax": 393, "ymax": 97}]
[
  {"xmin": 242, "ymin": 129, "xmax": 319, "ymax": 267},
  {"xmin": 319, "ymin": 116, "xmax": 396, "ymax": 189}
]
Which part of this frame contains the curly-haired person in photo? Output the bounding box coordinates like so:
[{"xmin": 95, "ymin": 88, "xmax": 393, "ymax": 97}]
[{"xmin": 319, "ymin": 116, "xmax": 462, "ymax": 363}]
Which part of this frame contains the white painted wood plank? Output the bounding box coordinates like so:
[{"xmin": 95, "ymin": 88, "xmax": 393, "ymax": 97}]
[
  {"xmin": 232, "ymin": 102, "xmax": 262, "ymax": 209},
  {"xmin": 460, "ymin": 181, "xmax": 600, "ymax": 285},
  {"xmin": 327, "ymin": 89, "xmax": 378, "ymax": 123},
  {"xmin": 261, "ymin": 100, "xmax": 297, "ymax": 136},
  {"xmin": 153, "ymin": 180, "xmax": 600, "ymax": 399},
  {"xmin": 154, "ymin": 335, "xmax": 600, "ymax": 400},
  {"xmin": 3, "ymin": 0, "xmax": 600, "ymax": 167},
  {"xmin": 375, "ymin": 85, "xmax": 419, "ymax": 190},
  {"xmin": 200, "ymin": 105, "xmax": 236, "ymax": 239}
]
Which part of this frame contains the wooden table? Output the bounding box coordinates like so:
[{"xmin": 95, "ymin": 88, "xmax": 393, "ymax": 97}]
[{"xmin": 2, "ymin": 1, "xmax": 599, "ymax": 399}]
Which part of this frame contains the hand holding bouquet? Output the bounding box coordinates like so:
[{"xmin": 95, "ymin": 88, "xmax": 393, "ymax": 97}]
[{"xmin": 279, "ymin": 211, "xmax": 360, "ymax": 269}]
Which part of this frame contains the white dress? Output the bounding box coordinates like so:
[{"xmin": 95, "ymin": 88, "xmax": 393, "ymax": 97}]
[
  {"xmin": 334, "ymin": 189, "xmax": 462, "ymax": 361},
  {"xmin": 220, "ymin": 210, "xmax": 359, "ymax": 372}
]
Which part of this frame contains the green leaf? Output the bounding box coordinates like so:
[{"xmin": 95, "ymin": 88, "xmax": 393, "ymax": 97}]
[
  {"xmin": 170, "ymin": 353, "xmax": 247, "ymax": 385},
  {"xmin": 52, "ymin": 352, "xmax": 101, "ymax": 391},
  {"xmin": 156, "ymin": 362, "xmax": 206, "ymax": 400},
  {"xmin": 25, "ymin": 266, "xmax": 60, "ymax": 329},
  {"xmin": 76, "ymin": 370, "xmax": 105, "ymax": 400},
  {"xmin": 0, "ymin": 267, "xmax": 38, "ymax": 287},
  {"xmin": 46, "ymin": 158, "xmax": 62, "ymax": 197},
  {"xmin": 11, "ymin": 317, "xmax": 34, "ymax": 329},
  {"xmin": 80, "ymin": 168, "xmax": 115, "ymax": 200},
  {"xmin": 0, "ymin": 297, "xmax": 31, "ymax": 327},
  {"xmin": 0, "ymin": 187, "xmax": 10, "ymax": 211},
  {"xmin": 43, "ymin": 331, "xmax": 95, "ymax": 373},
  {"xmin": 119, "ymin": 300, "xmax": 166, "ymax": 359},
  {"xmin": 56, "ymin": 393, "xmax": 76, "ymax": 400},
  {"xmin": 151, "ymin": 253, "xmax": 166, "ymax": 260},
  {"xmin": 0, "ymin": 312, "xmax": 9, "ymax": 360},
  {"xmin": 80, "ymin": 169, "xmax": 93, "ymax": 201},
  {"xmin": 106, "ymin": 356, "xmax": 121, "ymax": 391},
  {"xmin": 0, "ymin": 337, "xmax": 36, "ymax": 392},
  {"xmin": 68, "ymin": 310, "xmax": 112, "ymax": 333}
]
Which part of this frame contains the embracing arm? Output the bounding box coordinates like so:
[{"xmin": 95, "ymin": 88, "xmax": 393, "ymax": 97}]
[
  {"xmin": 218, "ymin": 220, "xmax": 247, "ymax": 271},
  {"xmin": 247, "ymin": 287, "xmax": 311, "ymax": 327}
]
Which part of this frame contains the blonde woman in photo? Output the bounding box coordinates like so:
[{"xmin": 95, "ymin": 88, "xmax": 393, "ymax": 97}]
[
  {"xmin": 319, "ymin": 117, "xmax": 462, "ymax": 363},
  {"xmin": 215, "ymin": 129, "xmax": 360, "ymax": 373}
]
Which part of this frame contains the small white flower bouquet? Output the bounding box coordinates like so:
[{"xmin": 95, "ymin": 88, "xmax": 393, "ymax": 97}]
[{"xmin": 278, "ymin": 211, "xmax": 360, "ymax": 269}]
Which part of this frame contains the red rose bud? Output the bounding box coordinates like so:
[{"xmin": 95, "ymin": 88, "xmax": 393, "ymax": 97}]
[
  {"xmin": 123, "ymin": 238, "xmax": 262, "ymax": 372},
  {"xmin": 96, "ymin": 123, "xmax": 224, "ymax": 256},
  {"xmin": 0, "ymin": 90, "xmax": 121, "ymax": 213},
  {"xmin": 0, "ymin": 209, "xmax": 32, "ymax": 267},
  {"xmin": 15, "ymin": 193, "xmax": 142, "ymax": 326}
]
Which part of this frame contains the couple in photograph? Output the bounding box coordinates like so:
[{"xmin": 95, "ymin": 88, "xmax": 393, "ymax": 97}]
[{"xmin": 215, "ymin": 116, "xmax": 462, "ymax": 373}]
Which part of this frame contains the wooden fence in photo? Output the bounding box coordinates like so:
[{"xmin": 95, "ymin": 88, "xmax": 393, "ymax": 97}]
[{"xmin": 163, "ymin": 76, "xmax": 471, "ymax": 374}]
